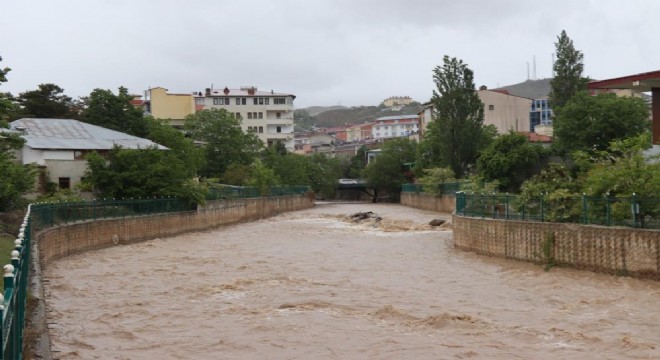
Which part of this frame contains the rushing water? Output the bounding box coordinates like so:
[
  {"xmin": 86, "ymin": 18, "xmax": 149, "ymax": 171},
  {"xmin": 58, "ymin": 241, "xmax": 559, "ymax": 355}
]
[{"xmin": 44, "ymin": 203, "xmax": 660, "ymax": 359}]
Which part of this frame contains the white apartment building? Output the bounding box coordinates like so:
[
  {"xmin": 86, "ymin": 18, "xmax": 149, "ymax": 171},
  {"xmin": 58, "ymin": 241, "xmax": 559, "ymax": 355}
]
[
  {"xmin": 371, "ymin": 115, "xmax": 419, "ymax": 140},
  {"xmin": 194, "ymin": 86, "xmax": 295, "ymax": 150}
]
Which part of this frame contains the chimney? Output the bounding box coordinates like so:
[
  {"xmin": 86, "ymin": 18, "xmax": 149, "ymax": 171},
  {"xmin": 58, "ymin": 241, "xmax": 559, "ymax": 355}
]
[
  {"xmin": 205, "ymin": 88, "xmax": 211, "ymax": 96},
  {"xmin": 223, "ymin": 87, "xmax": 229, "ymax": 95},
  {"xmin": 247, "ymin": 87, "xmax": 256, "ymax": 95}
]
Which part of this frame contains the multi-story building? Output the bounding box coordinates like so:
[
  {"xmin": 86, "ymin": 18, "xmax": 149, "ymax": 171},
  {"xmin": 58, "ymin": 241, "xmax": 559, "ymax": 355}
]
[
  {"xmin": 478, "ymin": 88, "xmax": 534, "ymax": 133},
  {"xmin": 371, "ymin": 115, "xmax": 419, "ymax": 140},
  {"xmin": 529, "ymin": 97, "xmax": 553, "ymax": 135},
  {"xmin": 194, "ymin": 86, "xmax": 295, "ymax": 150},
  {"xmin": 145, "ymin": 87, "xmax": 196, "ymax": 128},
  {"xmin": 346, "ymin": 123, "xmax": 373, "ymax": 142}
]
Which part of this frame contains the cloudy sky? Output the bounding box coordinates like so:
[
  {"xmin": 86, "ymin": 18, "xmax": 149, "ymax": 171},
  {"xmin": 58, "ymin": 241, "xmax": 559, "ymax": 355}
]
[{"xmin": 1, "ymin": 0, "xmax": 658, "ymax": 108}]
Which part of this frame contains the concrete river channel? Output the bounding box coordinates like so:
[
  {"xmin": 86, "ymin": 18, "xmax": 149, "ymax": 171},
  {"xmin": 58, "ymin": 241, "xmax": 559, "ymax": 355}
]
[{"xmin": 43, "ymin": 203, "xmax": 660, "ymax": 359}]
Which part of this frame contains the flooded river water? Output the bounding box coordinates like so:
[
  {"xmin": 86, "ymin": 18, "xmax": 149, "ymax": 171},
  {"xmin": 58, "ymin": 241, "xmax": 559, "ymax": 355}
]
[{"xmin": 45, "ymin": 203, "xmax": 660, "ymax": 359}]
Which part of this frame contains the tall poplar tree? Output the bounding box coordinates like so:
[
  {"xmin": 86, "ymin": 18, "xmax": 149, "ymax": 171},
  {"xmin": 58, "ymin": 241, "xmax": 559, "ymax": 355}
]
[
  {"xmin": 425, "ymin": 56, "xmax": 484, "ymax": 178},
  {"xmin": 549, "ymin": 30, "xmax": 588, "ymax": 109}
]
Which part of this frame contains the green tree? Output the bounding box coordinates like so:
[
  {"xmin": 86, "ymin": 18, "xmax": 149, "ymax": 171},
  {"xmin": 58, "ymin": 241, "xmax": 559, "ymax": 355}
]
[
  {"xmin": 246, "ymin": 159, "xmax": 280, "ymax": 195},
  {"xmin": 146, "ymin": 117, "xmax": 205, "ymax": 177},
  {"xmin": 553, "ymin": 92, "xmax": 650, "ymax": 154},
  {"xmin": 415, "ymin": 167, "xmax": 455, "ymax": 196},
  {"xmin": 306, "ymin": 153, "xmax": 343, "ymax": 198},
  {"xmin": 184, "ymin": 109, "xmax": 262, "ymax": 178},
  {"xmin": 0, "ymin": 132, "xmax": 35, "ymax": 211},
  {"xmin": 346, "ymin": 145, "xmax": 367, "ymax": 178},
  {"xmin": 580, "ymin": 133, "xmax": 659, "ymax": 197},
  {"xmin": 83, "ymin": 146, "xmax": 205, "ymax": 204},
  {"xmin": 425, "ymin": 56, "xmax": 484, "ymax": 178},
  {"xmin": 549, "ymin": 30, "xmax": 588, "ymax": 110},
  {"xmin": 82, "ymin": 87, "xmax": 148, "ymax": 137},
  {"xmin": 477, "ymin": 131, "xmax": 544, "ymax": 192},
  {"xmin": 16, "ymin": 83, "xmax": 73, "ymax": 118},
  {"xmin": 362, "ymin": 138, "xmax": 417, "ymax": 201},
  {"xmin": 0, "ymin": 55, "xmax": 14, "ymax": 119}
]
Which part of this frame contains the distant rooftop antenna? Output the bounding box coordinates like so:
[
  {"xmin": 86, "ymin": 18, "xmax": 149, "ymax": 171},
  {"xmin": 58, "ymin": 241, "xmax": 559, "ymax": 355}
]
[
  {"xmin": 533, "ymin": 55, "xmax": 537, "ymax": 80},
  {"xmin": 551, "ymin": 53, "xmax": 555, "ymax": 77},
  {"xmin": 526, "ymin": 62, "xmax": 530, "ymax": 80}
]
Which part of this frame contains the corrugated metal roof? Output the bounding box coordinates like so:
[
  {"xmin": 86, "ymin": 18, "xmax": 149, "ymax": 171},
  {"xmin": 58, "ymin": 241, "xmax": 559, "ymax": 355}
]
[{"xmin": 9, "ymin": 118, "xmax": 167, "ymax": 150}]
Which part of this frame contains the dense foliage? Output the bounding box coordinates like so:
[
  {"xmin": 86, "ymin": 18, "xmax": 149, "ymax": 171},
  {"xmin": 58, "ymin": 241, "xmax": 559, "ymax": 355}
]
[
  {"xmin": 83, "ymin": 146, "xmax": 205, "ymax": 204},
  {"xmin": 15, "ymin": 83, "xmax": 73, "ymax": 119},
  {"xmin": 362, "ymin": 138, "xmax": 416, "ymax": 200},
  {"xmin": 184, "ymin": 109, "xmax": 262, "ymax": 178},
  {"xmin": 424, "ymin": 56, "xmax": 485, "ymax": 178},
  {"xmin": 477, "ymin": 131, "xmax": 545, "ymax": 192},
  {"xmin": 0, "ymin": 132, "xmax": 35, "ymax": 211},
  {"xmin": 82, "ymin": 87, "xmax": 148, "ymax": 137},
  {"xmin": 553, "ymin": 92, "xmax": 650, "ymax": 154}
]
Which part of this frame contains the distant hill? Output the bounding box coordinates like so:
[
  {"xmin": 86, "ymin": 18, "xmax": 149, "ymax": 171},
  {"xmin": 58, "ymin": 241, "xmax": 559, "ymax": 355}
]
[
  {"xmin": 304, "ymin": 105, "xmax": 348, "ymax": 116},
  {"xmin": 495, "ymin": 78, "xmax": 552, "ymax": 99},
  {"xmin": 295, "ymin": 102, "xmax": 423, "ymax": 130}
]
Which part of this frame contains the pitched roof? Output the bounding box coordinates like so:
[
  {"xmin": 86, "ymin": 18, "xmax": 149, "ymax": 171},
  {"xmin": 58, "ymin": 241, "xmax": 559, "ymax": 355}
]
[
  {"xmin": 375, "ymin": 115, "xmax": 419, "ymax": 121},
  {"xmin": 9, "ymin": 118, "xmax": 167, "ymax": 150}
]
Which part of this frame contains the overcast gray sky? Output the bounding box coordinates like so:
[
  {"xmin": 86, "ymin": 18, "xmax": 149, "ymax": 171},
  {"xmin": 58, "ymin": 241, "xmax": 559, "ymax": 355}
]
[{"xmin": 1, "ymin": 0, "xmax": 658, "ymax": 108}]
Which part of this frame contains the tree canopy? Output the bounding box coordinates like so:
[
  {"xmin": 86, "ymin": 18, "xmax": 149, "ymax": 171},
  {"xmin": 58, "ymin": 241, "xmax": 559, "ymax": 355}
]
[
  {"xmin": 362, "ymin": 138, "xmax": 417, "ymax": 200},
  {"xmin": 83, "ymin": 146, "xmax": 204, "ymax": 204},
  {"xmin": 0, "ymin": 131, "xmax": 35, "ymax": 211},
  {"xmin": 184, "ymin": 109, "xmax": 263, "ymax": 178},
  {"xmin": 146, "ymin": 117, "xmax": 205, "ymax": 177},
  {"xmin": 81, "ymin": 87, "xmax": 148, "ymax": 137},
  {"xmin": 549, "ymin": 30, "xmax": 588, "ymax": 110},
  {"xmin": 553, "ymin": 92, "xmax": 650, "ymax": 154},
  {"xmin": 0, "ymin": 55, "xmax": 14, "ymax": 119},
  {"xmin": 16, "ymin": 83, "xmax": 73, "ymax": 119},
  {"xmin": 424, "ymin": 55, "xmax": 484, "ymax": 178},
  {"xmin": 477, "ymin": 131, "xmax": 545, "ymax": 192}
]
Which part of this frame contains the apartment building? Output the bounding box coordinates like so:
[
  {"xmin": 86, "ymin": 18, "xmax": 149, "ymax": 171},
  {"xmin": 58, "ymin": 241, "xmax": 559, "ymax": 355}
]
[
  {"xmin": 371, "ymin": 115, "xmax": 419, "ymax": 140},
  {"xmin": 194, "ymin": 86, "xmax": 295, "ymax": 150},
  {"xmin": 478, "ymin": 89, "xmax": 534, "ymax": 133}
]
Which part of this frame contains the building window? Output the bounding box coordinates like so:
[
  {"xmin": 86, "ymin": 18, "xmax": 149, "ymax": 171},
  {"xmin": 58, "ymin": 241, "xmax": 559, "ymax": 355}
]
[
  {"xmin": 253, "ymin": 98, "xmax": 258, "ymax": 105},
  {"xmin": 58, "ymin": 177, "xmax": 70, "ymax": 190},
  {"xmin": 195, "ymin": 98, "xmax": 204, "ymax": 105},
  {"xmin": 248, "ymin": 113, "xmax": 253, "ymax": 119},
  {"xmin": 489, "ymin": 104, "xmax": 495, "ymax": 110},
  {"xmin": 276, "ymin": 112, "xmax": 281, "ymax": 119},
  {"xmin": 274, "ymin": 97, "xmax": 286, "ymax": 105},
  {"xmin": 259, "ymin": 126, "xmax": 264, "ymax": 133},
  {"xmin": 276, "ymin": 126, "xmax": 282, "ymax": 133},
  {"xmin": 259, "ymin": 98, "xmax": 264, "ymax": 105},
  {"xmin": 258, "ymin": 112, "xmax": 263, "ymax": 119},
  {"xmin": 265, "ymin": 98, "xmax": 270, "ymax": 105},
  {"xmin": 235, "ymin": 112, "xmax": 242, "ymax": 120},
  {"xmin": 74, "ymin": 150, "xmax": 85, "ymax": 160}
]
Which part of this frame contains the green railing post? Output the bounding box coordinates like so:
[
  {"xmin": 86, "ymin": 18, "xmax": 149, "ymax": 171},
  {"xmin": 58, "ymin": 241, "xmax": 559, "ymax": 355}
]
[
  {"xmin": 582, "ymin": 193, "xmax": 588, "ymax": 225},
  {"xmin": 93, "ymin": 199, "xmax": 97, "ymax": 221},
  {"xmin": 540, "ymin": 195, "xmax": 544, "ymax": 222},
  {"xmin": 631, "ymin": 193, "xmax": 639, "ymax": 228},
  {"xmin": 605, "ymin": 193, "xmax": 611, "ymax": 226}
]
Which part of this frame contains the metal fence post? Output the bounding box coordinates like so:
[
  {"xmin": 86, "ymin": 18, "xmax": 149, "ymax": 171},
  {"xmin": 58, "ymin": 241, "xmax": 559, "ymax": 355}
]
[
  {"xmin": 605, "ymin": 193, "xmax": 611, "ymax": 226},
  {"xmin": 582, "ymin": 193, "xmax": 588, "ymax": 225},
  {"xmin": 631, "ymin": 193, "xmax": 639, "ymax": 228},
  {"xmin": 540, "ymin": 195, "xmax": 544, "ymax": 222}
]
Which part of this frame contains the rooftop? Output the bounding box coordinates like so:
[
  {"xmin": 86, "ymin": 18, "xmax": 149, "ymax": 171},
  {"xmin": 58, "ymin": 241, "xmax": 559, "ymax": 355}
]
[{"xmin": 9, "ymin": 118, "xmax": 167, "ymax": 150}]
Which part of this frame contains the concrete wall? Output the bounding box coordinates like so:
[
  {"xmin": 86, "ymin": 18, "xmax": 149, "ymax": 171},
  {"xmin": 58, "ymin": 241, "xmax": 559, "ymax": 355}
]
[
  {"xmin": 400, "ymin": 192, "xmax": 455, "ymax": 213},
  {"xmin": 453, "ymin": 215, "xmax": 660, "ymax": 279},
  {"xmin": 35, "ymin": 195, "xmax": 314, "ymax": 265},
  {"xmin": 478, "ymin": 90, "xmax": 532, "ymax": 134},
  {"xmin": 149, "ymin": 87, "xmax": 195, "ymax": 122}
]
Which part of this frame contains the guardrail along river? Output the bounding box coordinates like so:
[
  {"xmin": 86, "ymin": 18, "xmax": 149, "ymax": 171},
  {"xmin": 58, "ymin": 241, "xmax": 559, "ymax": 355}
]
[{"xmin": 44, "ymin": 203, "xmax": 660, "ymax": 359}]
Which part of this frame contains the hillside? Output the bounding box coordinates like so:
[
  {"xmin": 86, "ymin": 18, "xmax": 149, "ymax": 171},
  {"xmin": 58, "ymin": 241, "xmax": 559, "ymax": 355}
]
[
  {"xmin": 295, "ymin": 102, "xmax": 423, "ymax": 130},
  {"xmin": 495, "ymin": 78, "xmax": 552, "ymax": 99}
]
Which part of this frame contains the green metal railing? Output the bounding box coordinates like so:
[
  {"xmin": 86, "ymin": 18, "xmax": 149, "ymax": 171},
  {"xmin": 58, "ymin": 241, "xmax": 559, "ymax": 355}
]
[
  {"xmin": 455, "ymin": 193, "xmax": 660, "ymax": 229},
  {"xmin": 206, "ymin": 186, "xmax": 310, "ymax": 200},
  {"xmin": 1, "ymin": 205, "xmax": 31, "ymax": 360},
  {"xmin": 29, "ymin": 197, "xmax": 194, "ymax": 231},
  {"xmin": 401, "ymin": 182, "xmax": 468, "ymax": 195}
]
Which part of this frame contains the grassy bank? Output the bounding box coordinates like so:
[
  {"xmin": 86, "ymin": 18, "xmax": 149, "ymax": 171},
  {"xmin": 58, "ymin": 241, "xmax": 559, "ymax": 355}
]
[{"xmin": 0, "ymin": 235, "xmax": 15, "ymax": 266}]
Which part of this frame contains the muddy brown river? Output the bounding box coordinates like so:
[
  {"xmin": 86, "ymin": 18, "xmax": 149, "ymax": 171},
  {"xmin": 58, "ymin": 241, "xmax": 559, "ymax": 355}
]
[{"xmin": 44, "ymin": 203, "xmax": 660, "ymax": 359}]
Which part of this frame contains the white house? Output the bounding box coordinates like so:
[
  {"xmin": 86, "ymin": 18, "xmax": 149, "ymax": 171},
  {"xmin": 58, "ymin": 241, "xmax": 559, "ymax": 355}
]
[{"xmin": 9, "ymin": 118, "xmax": 166, "ymax": 190}]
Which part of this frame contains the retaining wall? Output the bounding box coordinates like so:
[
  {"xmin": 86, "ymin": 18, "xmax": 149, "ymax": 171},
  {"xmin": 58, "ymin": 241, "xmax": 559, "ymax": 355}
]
[
  {"xmin": 453, "ymin": 215, "xmax": 660, "ymax": 279},
  {"xmin": 400, "ymin": 192, "xmax": 455, "ymax": 213},
  {"xmin": 35, "ymin": 195, "xmax": 314, "ymax": 265}
]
